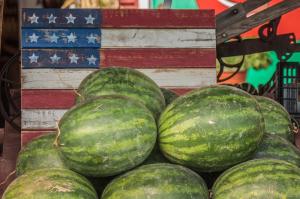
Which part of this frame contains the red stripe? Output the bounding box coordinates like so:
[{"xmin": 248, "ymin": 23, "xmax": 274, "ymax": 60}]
[
  {"xmin": 101, "ymin": 10, "xmax": 215, "ymax": 28},
  {"xmin": 22, "ymin": 89, "xmax": 193, "ymax": 109},
  {"xmin": 101, "ymin": 49, "xmax": 216, "ymax": 68},
  {"xmin": 22, "ymin": 90, "xmax": 77, "ymax": 109},
  {"xmin": 21, "ymin": 131, "xmax": 54, "ymax": 147}
]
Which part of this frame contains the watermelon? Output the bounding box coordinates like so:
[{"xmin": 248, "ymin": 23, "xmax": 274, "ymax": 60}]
[
  {"xmin": 252, "ymin": 133, "xmax": 300, "ymax": 166},
  {"xmin": 2, "ymin": 168, "xmax": 98, "ymax": 199},
  {"xmin": 212, "ymin": 158, "xmax": 300, "ymax": 198},
  {"xmin": 159, "ymin": 85, "xmax": 265, "ymax": 172},
  {"xmin": 161, "ymin": 88, "xmax": 178, "ymax": 105},
  {"xmin": 255, "ymin": 96, "xmax": 294, "ymax": 142},
  {"xmin": 77, "ymin": 67, "xmax": 165, "ymax": 119},
  {"xmin": 16, "ymin": 134, "xmax": 67, "ymax": 176},
  {"xmin": 101, "ymin": 163, "xmax": 209, "ymax": 199},
  {"xmin": 57, "ymin": 95, "xmax": 157, "ymax": 177}
]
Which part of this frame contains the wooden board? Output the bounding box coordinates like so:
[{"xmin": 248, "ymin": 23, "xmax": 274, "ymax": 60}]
[
  {"xmin": 22, "ymin": 48, "xmax": 216, "ymax": 69},
  {"xmin": 22, "ymin": 68, "xmax": 216, "ymax": 89},
  {"xmin": 22, "ymin": 29, "xmax": 215, "ymax": 49},
  {"xmin": 22, "ymin": 9, "xmax": 215, "ymax": 28},
  {"xmin": 21, "ymin": 88, "xmax": 193, "ymax": 109}
]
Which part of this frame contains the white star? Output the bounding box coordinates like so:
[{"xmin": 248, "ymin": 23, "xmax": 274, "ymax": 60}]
[
  {"xmin": 85, "ymin": 14, "xmax": 95, "ymax": 24},
  {"xmin": 67, "ymin": 33, "xmax": 77, "ymax": 43},
  {"xmin": 86, "ymin": 34, "xmax": 98, "ymax": 44},
  {"xmin": 29, "ymin": 53, "xmax": 39, "ymax": 63},
  {"xmin": 65, "ymin": 14, "xmax": 76, "ymax": 24},
  {"xmin": 69, "ymin": 54, "xmax": 79, "ymax": 64},
  {"xmin": 28, "ymin": 13, "xmax": 39, "ymax": 24},
  {"xmin": 87, "ymin": 55, "xmax": 97, "ymax": 65},
  {"xmin": 29, "ymin": 33, "xmax": 39, "ymax": 43},
  {"xmin": 47, "ymin": 14, "xmax": 57, "ymax": 24},
  {"xmin": 49, "ymin": 33, "xmax": 59, "ymax": 43},
  {"xmin": 50, "ymin": 54, "xmax": 61, "ymax": 64}
]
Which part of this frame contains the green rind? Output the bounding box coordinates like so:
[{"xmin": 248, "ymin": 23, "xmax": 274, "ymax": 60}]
[
  {"xmin": 161, "ymin": 88, "xmax": 178, "ymax": 106},
  {"xmin": 143, "ymin": 143, "xmax": 169, "ymax": 165},
  {"xmin": 16, "ymin": 134, "xmax": 67, "ymax": 176},
  {"xmin": 2, "ymin": 168, "xmax": 98, "ymax": 199},
  {"xmin": 76, "ymin": 67, "xmax": 165, "ymax": 119},
  {"xmin": 212, "ymin": 158, "xmax": 300, "ymax": 199},
  {"xmin": 252, "ymin": 133, "xmax": 300, "ymax": 166},
  {"xmin": 58, "ymin": 95, "xmax": 157, "ymax": 177},
  {"xmin": 101, "ymin": 163, "xmax": 209, "ymax": 199},
  {"xmin": 158, "ymin": 85, "xmax": 265, "ymax": 172},
  {"xmin": 255, "ymin": 96, "xmax": 294, "ymax": 142}
]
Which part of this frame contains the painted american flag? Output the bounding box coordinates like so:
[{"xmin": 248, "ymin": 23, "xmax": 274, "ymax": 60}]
[{"xmin": 21, "ymin": 9, "xmax": 216, "ymax": 146}]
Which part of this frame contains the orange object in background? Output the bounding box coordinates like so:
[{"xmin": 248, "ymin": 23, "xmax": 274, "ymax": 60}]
[
  {"xmin": 197, "ymin": 0, "xmax": 300, "ymax": 39},
  {"xmin": 120, "ymin": 0, "xmax": 138, "ymax": 8}
]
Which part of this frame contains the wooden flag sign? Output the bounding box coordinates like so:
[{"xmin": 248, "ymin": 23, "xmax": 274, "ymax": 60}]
[{"xmin": 21, "ymin": 9, "xmax": 216, "ymax": 146}]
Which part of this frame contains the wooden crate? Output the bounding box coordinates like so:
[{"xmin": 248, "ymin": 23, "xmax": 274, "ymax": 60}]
[{"xmin": 21, "ymin": 9, "xmax": 216, "ymax": 146}]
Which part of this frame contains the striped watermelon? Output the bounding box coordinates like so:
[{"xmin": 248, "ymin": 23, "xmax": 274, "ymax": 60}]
[
  {"xmin": 57, "ymin": 95, "xmax": 157, "ymax": 177},
  {"xmin": 212, "ymin": 158, "xmax": 300, "ymax": 198},
  {"xmin": 2, "ymin": 168, "xmax": 98, "ymax": 199},
  {"xmin": 161, "ymin": 88, "xmax": 178, "ymax": 105},
  {"xmin": 252, "ymin": 133, "xmax": 300, "ymax": 166},
  {"xmin": 159, "ymin": 85, "xmax": 265, "ymax": 172},
  {"xmin": 255, "ymin": 96, "xmax": 294, "ymax": 142},
  {"xmin": 102, "ymin": 163, "xmax": 209, "ymax": 199},
  {"xmin": 77, "ymin": 67, "xmax": 165, "ymax": 119},
  {"xmin": 16, "ymin": 134, "xmax": 67, "ymax": 175}
]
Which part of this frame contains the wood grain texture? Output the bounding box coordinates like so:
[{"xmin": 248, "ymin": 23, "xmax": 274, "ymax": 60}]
[
  {"xmin": 22, "ymin": 9, "xmax": 215, "ymax": 28},
  {"xmin": 21, "ymin": 88, "xmax": 193, "ymax": 109},
  {"xmin": 22, "ymin": 109, "xmax": 67, "ymax": 129},
  {"xmin": 22, "ymin": 68, "xmax": 217, "ymax": 89},
  {"xmin": 22, "ymin": 48, "xmax": 216, "ymax": 69},
  {"xmin": 22, "ymin": 29, "xmax": 215, "ymax": 48},
  {"xmin": 101, "ymin": 29, "xmax": 215, "ymax": 48},
  {"xmin": 22, "ymin": 29, "xmax": 101, "ymax": 48},
  {"xmin": 21, "ymin": 131, "xmax": 54, "ymax": 147}
]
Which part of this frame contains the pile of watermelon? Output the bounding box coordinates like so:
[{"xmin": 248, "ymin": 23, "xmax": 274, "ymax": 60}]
[{"xmin": 4, "ymin": 67, "xmax": 300, "ymax": 199}]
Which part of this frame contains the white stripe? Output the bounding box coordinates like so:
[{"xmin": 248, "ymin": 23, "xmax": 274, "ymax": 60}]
[
  {"xmin": 22, "ymin": 109, "xmax": 67, "ymax": 129},
  {"xmin": 101, "ymin": 29, "xmax": 216, "ymax": 48},
  {"xmin": 22, "ymin": 68, "xmax": 216, "ymax": 89}
]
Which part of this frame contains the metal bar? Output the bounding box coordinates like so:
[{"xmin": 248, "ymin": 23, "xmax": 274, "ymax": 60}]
[
  {"xmin": 218, "ymin": 34, "xmax": 299, "ymax": 57},
  {"xmin": 217, "ymin": 0, "xmax": 270, "ymax": 31},
  {"xmin": 217, "ymin": 0, "xmax": 300, "ymax": 44}
]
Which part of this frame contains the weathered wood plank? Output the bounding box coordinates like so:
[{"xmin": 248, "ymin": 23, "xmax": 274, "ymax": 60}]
[
  {"xmin": 22, "ymin": 109, "xmax": 67, "ymax": 129},
  {"xmin": 22, "ymin": 9, "xmax": 101, "ymax": 28},
  {"xmin": 21, "ymin": 88, "xmax": 193, "ymax": 109},
  {"xmin": 22, "ymin": 49, "xmax": 100, "ymax": 68},
  {"xmin": 101, "ymin": 29, "xmax": 215, "ymax": 48},
  {"xmin": 21, "ymin": 68, "xmax": 217, "ymax": 89},
  {"xmin": 22, "ymin": 48, "xmax": 216, "ymax": 69},
  {"xmin": 22, "ymin": 29, "xmax": 215, "ymax": 48},
  {"xmin": 21, "ymin": 131, "xmax": 54, "ymax": 147},
  {"xmin": 22, "ymin": 9, "xmax": 215, "ymax": 28},
  {"xmin": 22, "ymin": 29, "xmax": 101, "ymax": 48}
]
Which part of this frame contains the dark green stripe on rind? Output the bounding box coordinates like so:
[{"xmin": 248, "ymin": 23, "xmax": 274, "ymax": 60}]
[
  {"xmin": 58, "ymin": 95, "xmax": 157, "ymax": 177},
  {"xmin": 252, "ymin": 133, "xmax": 300, "ymax": 166},
  {"xmin": 158, "ymin": 85, "xmax": 265, "ymax": 172},
  {"xmin": 212, "ymin": 159, "xmax": 300, "ymax": 199},
  {"xmin": 76, "ymin": 67, "xmax": 165, "ymax": 119},
  {"xmin": 101, "ymin": 163, "xmax": 209, "ymax": 199},
  {"xmin": 255, "ymin": 96, "xmax": 294, "ymax": 142},
  {"xmin": 2, "ymin": 168, "xmax": 98, "ymax": 199},
  {"xmin": 16, "ymin": 134, "xmax": 67, "ymax": 176},
  {"xmin": 161, "ymin": 88, "xmax": 178, "ymax": 105}
]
